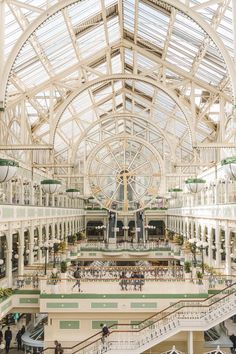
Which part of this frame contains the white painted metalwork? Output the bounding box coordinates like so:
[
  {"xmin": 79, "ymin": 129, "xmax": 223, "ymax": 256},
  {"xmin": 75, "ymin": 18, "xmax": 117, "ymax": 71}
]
[{"xmin": 0, "ymin": 0, "xmax": 234, "ymax": 198}]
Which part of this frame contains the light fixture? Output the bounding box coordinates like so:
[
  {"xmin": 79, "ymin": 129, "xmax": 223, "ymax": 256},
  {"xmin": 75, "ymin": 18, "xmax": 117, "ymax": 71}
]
[
  {"xmin": 0, "ymin": 259, "xmax": 4, "ymax": 265},
  {"xmin": 41, "ymin": 179, "xmax": 61, "ymax": 194},
  {"xmin": 66, "ymin": 188, "xmax": 80, "ymax": 199},
  {"xmin": 221, "ymin": 157, "xmax": 236, "ymax": 180},
  {"xmin": 0, "ymin": 159, "xmax": 19, "ymax": 183},
  {"xmin": 185, "ymin": 178, "xmax": 206, "ymax": 193},
  {"xmin": 168, "ymin": 188, "xmax": 183, "ymax": 199}
]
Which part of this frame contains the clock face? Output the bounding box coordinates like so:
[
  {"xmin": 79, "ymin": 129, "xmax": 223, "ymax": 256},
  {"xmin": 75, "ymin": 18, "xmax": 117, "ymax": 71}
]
[{"xmin": 87, "ymin": 137, "xmax": 161, "ymax": 214}]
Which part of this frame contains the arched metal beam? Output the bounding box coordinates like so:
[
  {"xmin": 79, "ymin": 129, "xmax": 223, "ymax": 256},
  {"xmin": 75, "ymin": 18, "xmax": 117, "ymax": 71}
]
[
  {"xmin": 1, "ymin": 0, "xmax": 235, "ymax": 104},
  {"xmin": 85, "ymin": 134, "xmax": 166, "ymax": 200},
  {"xmin": 70, "ymin": 112, "xmax": 176, "ymax": 162},
  {"xmin": 51, "ymin": 74, "xmax": 194, "ymax": 146}
]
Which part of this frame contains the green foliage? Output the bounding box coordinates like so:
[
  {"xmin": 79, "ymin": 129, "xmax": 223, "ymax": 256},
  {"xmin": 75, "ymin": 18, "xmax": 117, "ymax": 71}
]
[
  {"xmin": 173, "ymin": 234, "xmax": 184, "ymax": 245},
  {"xmin": 58, "ymin": 241, "xmax": 66, "ymax": 252},
  {"xmin": 0, "ymin": 288, "xmax": 12, "ymax": 299},
  {"xmin": 77, "ymin": 231, "xmax": 86, "ymax": 240},
  {"xmin": 167, "ymin": 230, "xmax": 175, "ymax": 240},
  {"xmin": 184, "ymin": 261, "xmax": 191, "ymax": 273},
  {"xmin": 71, "ymin": 234, "xmax": 77, "ymax": 245},
  {"xmin": 196, "ymin": 271, "xmax": 203, "ymax": 279},
  {"xmin": 60, "ymin": 261, "xmax": 67, "ymax": 273}
]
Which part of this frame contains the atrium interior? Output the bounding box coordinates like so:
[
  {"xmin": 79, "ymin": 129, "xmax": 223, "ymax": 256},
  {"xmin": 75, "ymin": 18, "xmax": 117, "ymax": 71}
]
[{"xmin": 0, "ymin": 0, "xmax": 236, "ymax": 353}]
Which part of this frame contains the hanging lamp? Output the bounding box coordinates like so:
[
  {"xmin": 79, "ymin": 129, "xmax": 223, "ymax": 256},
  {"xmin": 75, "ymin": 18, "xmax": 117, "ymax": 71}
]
[
  {"xmin": 0, "ymin": 159, "xmax": 19, "ymax": 183},
  {"xmin": 40, "ymin": 179, "xmax": 61, "ymax": 194},
  {"xmin": 66, "ymin": 188, "xmax": 80, "ymax": 199},
  {"xmin": 221, "ymin": 157, "xmax": 236, "ymax": 180},
  {"xmin": 185, "ymin": 178, "xmax": 205, "ymax": 193}
]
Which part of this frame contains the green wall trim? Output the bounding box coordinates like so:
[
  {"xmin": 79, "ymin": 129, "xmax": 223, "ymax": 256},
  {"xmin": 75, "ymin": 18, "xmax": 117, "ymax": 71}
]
[
  {"xmin": 46, "ymin": 302, "xmax": 79, "ymax": 308},
  {"xmin": 41, "ymin": 293, "xmax": 208, "ymax": 299},
  {"xmin": 131, "ymin": 302, "xmax": 157, "ymax": 308},
  {"xmin": 19, "ymin": 298, "xmax": 39, "ymax": 304},
  {"xmin": 92, "ymin": 321, "xmax": 118, "ymax": 329},
  {"xmin": 60, "ymin": 321, "xmax": 80, "ymax": 329},
  {"xmin": 2, "ymin": 208, "xmax": 14, "ymax": 218},
  {"xmin": 91, "ymin": 302, "xmax": 118, "ymax": 308},
  {"xmin": 1, "ymin": 300, "xmax": 12, "ymax": 312},
  {"xmin": 14, "ymin": 290, "xmax": 40, "ymax": 294},
  {"xmin": 208, "ymin": 289, "xmax": 220, "ymax": 294}
]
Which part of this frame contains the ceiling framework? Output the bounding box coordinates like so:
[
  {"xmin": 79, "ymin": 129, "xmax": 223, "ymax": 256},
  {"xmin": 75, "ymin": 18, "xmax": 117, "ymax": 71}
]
[{"xmin": 0, "ymin": 0, "xmax": 235, "ymax": 191}]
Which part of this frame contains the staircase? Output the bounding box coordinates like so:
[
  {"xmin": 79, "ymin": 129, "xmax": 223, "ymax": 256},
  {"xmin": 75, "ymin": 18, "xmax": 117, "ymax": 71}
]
[
  {"xmin": 41, "ymin": 283, "xmax": 236, "ymax": 354},
  {"xmin": 69, "ymin": 283, "xmax": 236, "ymax": 354}
]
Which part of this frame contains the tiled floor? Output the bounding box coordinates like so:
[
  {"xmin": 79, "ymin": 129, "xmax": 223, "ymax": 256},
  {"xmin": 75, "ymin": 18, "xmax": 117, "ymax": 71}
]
[{"xmin": 40, "ymin": 279, "xmax": 209, "ymax": 294}]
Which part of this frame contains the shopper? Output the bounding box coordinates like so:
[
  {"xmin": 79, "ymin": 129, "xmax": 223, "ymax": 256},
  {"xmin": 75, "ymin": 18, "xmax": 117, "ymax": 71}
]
[
  {"xmin": 4, "ymin": 327, "xmax": 12, "ymax": 353},
  {"xmin": 72, "ymin": 279, "xmax": 81, "ymax": 292},
  {"xmin": 16, "ymin": 330, "xmax": 22, "ymax": 350},
  {"xmin": 100, "ymin": 323, "xmax": 110, "ymax": 344}
]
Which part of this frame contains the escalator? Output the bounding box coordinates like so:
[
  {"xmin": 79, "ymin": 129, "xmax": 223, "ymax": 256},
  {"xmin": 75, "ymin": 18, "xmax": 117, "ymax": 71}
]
[{"xmin": 204, "ymin": 324, "xmax": 233, "ymax": 349}]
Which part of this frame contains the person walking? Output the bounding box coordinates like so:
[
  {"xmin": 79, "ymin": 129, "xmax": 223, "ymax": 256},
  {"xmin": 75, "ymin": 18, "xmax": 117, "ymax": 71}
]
[
  {"xmin": 4, "ymin": 327, "xmax": 12, "ymax": 353},
  {"xmin": 20, "ymin": 325, "xmax": 25, "ymax": 335},
  {"xmin": 16, "ymin": 330, "xmax": 22, "ymax": 351},
  {"xmin": 54, "ymin": 341, "xmax": 63, "ymax": 354},
  {"xmin": 100, "ymin": 323, "xmax": 110, "ymax": 344}
]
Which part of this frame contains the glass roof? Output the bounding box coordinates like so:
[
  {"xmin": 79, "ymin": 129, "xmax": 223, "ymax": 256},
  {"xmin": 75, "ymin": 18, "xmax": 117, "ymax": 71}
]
[{"xmin": 1, "ymin": 0, "xmax": 235, "ymax": 182}]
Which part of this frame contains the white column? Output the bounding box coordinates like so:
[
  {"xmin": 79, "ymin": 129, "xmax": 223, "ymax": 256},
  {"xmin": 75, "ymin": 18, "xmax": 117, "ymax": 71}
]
[
  {"xmin": 28, "ymin": 224, "xmax": 35, "ymax": 265},
  {"xmin": 215, "ymin": 223, "xmax": 221, "ymax": 269},
  {"xmin": 51, "ymin": 220, "xmax": 55, "ymax": 240},
  {"xmin": 225, "ymin": 223, "xmax": 231, "ymax": 275},
  {"xmin": 6, "ymin": 225, "xmax": 13, "ymax": 287},
  {"xmin": 30, "ymin": 184, "xmax": 34, "ymax": 205},
  {"xmin": 187, "ymin": 331, "xmax": 194, "ymax": 354},
  {"xmin": 18, "ymin": 245, "xmax": 24, "ymax": 277},
  {"xmin": 39, "ymin": 186, "xmax": 43, "ymax": 206},
  {"xmin": 19, "ymin": 180, "xmax": 24, "ymax": 204},
  {"xmin": 38, "ymin": 221, "xmax": 43, "ymax": 263},
  {"xmin": 208, "ymin": 229, "xmax": 213, "ymax": 267}
]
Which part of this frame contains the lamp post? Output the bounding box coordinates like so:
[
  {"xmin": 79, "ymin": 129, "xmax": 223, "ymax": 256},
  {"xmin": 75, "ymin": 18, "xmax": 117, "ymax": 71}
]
[
  {"xmin": 189, "ymin": 238, "xmax": 208, "ymax": 273},
  {"xmin": 40, "ymin": 241, "xmax": 53, "ymax": 275},
  {"xmin": 52, "ymin": 239, "xmax": 60, "ymax": 268}
]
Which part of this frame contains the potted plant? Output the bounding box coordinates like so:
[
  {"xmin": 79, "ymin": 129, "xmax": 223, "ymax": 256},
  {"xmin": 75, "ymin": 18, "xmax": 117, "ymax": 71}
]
[
  {"xmin": 60, "ymin": 261, "xmax": 67, "ymax": 274},
  {"xmin": 58, "ymin": 241, "xmax": 66, "ymax": 253},
  {"xmin": 184, "ymin": 261, "xmax": 191, "ymax": 281},
  {"xmin": 196, "ymin": 271, "xmax": 203, "ymax": 285},
  {"xmin": 77, "ymin": 231, "xmax": 86, "ymax": 241},
  {"xmin": 71, "ymin": 234, "xmax": 77, "ymax": 245}
]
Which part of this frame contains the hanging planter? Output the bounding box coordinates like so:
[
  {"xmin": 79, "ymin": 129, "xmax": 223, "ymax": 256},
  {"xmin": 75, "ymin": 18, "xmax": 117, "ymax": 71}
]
[
  {"xmin": 168, "ymin": 188, "xmax": 183, "ymax": 199},
  {"xmin": 0, "ymin": 159, "xmax": 19, "ymax": 183},
  {"xmin": 41, "ymin": 179, "xmax": 61, "ymax": 194},
  {"xmin": 66, "ymin": 188, "xmax": 80, "ymax": 199},
  {"xmin": 185, "ymin": 178, "xmax": 205, "ymax": 193},
  {"xmin": 221, "ymin": 157, "xmax": 236, "ymax": 180}
]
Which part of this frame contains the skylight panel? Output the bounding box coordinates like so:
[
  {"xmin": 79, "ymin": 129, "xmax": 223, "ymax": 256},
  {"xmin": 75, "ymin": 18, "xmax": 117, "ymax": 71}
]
[
  {"xmin": 69, "ymin": 0, "xmax": 101, "ymax": 25},
  {"xmin": 76, "ymin": 24, "xmax": 106, "ymax": 59},
  {"xmin": 107, "ymin": 17, "xmax": 120, "ymax": 43}
]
